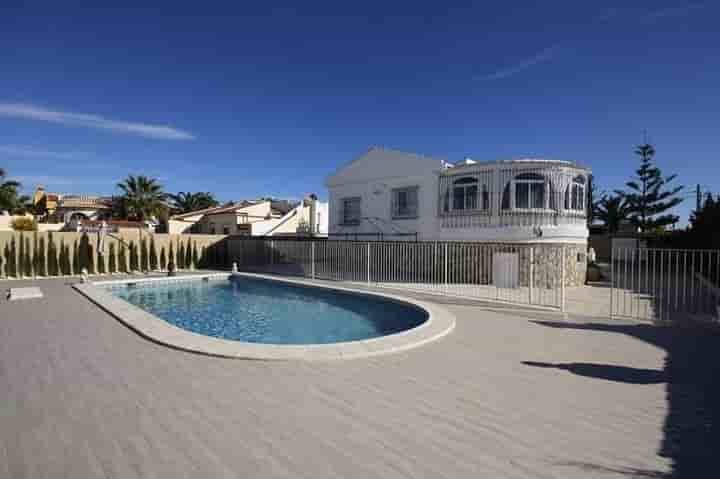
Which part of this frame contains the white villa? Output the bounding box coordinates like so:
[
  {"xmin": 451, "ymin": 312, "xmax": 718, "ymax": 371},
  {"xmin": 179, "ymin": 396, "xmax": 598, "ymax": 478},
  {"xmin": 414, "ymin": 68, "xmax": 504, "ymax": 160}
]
[{"xmin": 325, "ymin": 147, "xmax": 592, "ymax": 285}]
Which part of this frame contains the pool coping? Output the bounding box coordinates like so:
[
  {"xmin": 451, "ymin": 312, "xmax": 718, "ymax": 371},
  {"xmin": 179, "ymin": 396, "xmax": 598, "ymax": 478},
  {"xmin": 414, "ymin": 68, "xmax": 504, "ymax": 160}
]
[{"xmin": 73, "ymin": 272, "xmax": 456, "ymax": 361}]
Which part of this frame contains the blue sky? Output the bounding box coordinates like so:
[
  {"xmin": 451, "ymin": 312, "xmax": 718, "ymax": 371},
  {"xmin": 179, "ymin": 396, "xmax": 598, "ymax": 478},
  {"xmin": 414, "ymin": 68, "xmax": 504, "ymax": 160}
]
[{"xmin": 1, "ymin": 1, "xmax": 717, "ymax": 223}]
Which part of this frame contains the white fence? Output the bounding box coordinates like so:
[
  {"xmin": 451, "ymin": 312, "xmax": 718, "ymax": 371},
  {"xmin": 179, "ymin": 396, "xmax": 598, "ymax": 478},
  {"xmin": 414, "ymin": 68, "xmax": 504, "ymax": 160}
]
[
  {"xmin": 228, "ymin": 238, "xmax": 567, "ymax": 310},
  {"xmin": 611, "ymin": 247, "xmax": 720, "ymax": 322}
]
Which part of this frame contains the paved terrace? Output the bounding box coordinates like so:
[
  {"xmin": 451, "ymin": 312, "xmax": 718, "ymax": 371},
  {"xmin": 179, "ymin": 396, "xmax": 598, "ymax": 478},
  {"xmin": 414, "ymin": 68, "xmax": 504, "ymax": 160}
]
[{"xmin": 2, "ymin": 275, "xmax": 719, "ymax": 478}]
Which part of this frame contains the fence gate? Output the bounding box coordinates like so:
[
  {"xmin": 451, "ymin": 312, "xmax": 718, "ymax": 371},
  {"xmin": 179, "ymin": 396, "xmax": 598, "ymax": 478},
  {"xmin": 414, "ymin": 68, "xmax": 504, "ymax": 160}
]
[
  {"xmin": 227, "ymin": 238, "xmax": 567, "ymax": 310},
  {"xmin": 611, "ymin": 247, "xmax": 720, "ymax": 322}
]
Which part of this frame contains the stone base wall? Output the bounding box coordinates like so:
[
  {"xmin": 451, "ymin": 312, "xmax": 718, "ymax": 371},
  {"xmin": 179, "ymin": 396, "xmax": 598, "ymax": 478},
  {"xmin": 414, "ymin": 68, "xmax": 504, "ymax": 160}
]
[{"xmin": 516, "ymin": 243, "xmax": 586, "ymax": 288}]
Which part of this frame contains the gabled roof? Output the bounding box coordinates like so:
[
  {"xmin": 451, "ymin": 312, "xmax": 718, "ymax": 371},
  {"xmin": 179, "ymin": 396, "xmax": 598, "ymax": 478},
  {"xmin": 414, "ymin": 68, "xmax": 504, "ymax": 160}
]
[{"xmin": 325, "ymin": 146, "xmax": 445, "ymax": 187}]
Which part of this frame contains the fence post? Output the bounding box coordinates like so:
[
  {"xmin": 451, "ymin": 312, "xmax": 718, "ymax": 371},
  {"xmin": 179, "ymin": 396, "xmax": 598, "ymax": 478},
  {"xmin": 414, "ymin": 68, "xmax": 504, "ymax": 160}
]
[
  {"xmin": 366, "ymin": 242, "xmax": 371, "ymax": 284},
  {"xmin": 610, "ymin": 246, "xmax": 614, "ymax": 320},
  {"xmin": 560, "ymin": 246, "xmax": 566, "ymax": 315},
  {"xmin": 444, "ymin": 242, "xmax": 448, "ymax": 294},
  {"xmin": 529, "ymin": 247, "xmax": 534, "ymax": 305},
  {"xmin": 311, "ymin": 241, "xmax": 316, "ymax": 280}
]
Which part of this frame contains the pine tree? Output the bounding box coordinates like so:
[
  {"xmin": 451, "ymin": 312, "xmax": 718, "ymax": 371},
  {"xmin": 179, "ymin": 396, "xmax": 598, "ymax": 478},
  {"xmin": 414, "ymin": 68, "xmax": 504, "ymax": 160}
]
[
  {"xmin": 177, "ymin": 240, "xmax": 185, "ymax": 269},
  {"xmin": 47, "ymin": 233, "xmax": 59, "ymax": 276},
  {"xmin": 108, "ymin": 242, "xmax": 117, "ymax": 273},
  {"xmin": 24, "ymin": 235, "xmax": 33, "ymax": 277},
  {"xmin": 192, "ymin": 241, "xmax": 199, "ymax": 269},
  {"xmin": 140, "ymin": 237, "xmax": 148, "ymax": 272},
  {"xmin": 185, "ymin": 238, "xmax": 192, "ymax": 270},
  {"xmin": 617, "ymin": 143, "xmax": 683, "ymax": 232},
  {"xmin": 37, "ymin": 236, "xmax": 47, "ymax": 276},
  {"xmin": 149, "ymin": 236, "xmax": 158, "ymax": 271},
  {"xmin": 160, "ymin": 246, "xmax": 167, "ymax": 270}
]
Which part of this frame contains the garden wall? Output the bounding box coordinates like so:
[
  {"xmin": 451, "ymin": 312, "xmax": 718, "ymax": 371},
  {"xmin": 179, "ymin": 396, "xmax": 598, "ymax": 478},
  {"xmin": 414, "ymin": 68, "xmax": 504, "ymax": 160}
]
[{"xmin": 0, "ymin": 231, "xmax": 228, "ymax": 278}]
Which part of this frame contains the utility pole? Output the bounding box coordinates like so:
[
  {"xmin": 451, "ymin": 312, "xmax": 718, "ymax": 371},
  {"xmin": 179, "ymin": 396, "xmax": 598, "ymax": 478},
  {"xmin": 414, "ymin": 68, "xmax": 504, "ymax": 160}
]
[{"xmin": 696, "ymin": 184, "xmax": 701, "ymax": 212}]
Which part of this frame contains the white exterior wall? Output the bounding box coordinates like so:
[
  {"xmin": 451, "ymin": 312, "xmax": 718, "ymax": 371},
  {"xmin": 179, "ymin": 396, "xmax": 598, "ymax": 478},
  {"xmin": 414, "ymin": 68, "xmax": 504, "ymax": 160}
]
[{"xmin": 326, "ymin": 148, "xmax": 590, "ymax": 245}]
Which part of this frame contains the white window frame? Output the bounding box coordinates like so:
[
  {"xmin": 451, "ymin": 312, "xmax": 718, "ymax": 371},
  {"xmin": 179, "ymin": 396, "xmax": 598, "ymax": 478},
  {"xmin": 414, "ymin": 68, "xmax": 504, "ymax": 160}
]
[
  {"xmin": 565, "ymin": 175, "xmax": 586, "ymax": 213},
  {"xmin": 340, "ymin": 197, "xmax": 361, "ymax": 225},
  {"xmin": 391, "ymin": 186, "xmax": 419, "ymax": 219},
  {"xmin": 507, "ymin": 173, "xmax": 550, "ymax": 211}
]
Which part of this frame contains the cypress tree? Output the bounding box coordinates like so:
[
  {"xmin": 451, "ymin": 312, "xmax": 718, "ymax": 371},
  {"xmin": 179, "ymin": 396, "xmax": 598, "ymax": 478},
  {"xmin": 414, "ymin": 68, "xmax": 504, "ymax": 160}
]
[
  {"xmin": 79, "ymin": 233, "xmax": 94, "ymax": 274},
  {"xmin": 58, "ymin": 238, "xmax": 66, "ymax": 275},
  {"xmin": 149, "ymin": 236, "xmax": 158, "ymax": 271},
  {"xmin": 72, "ymin": 240, "xmax": 80, "ymax": 274},
  {"xmin": 129, "ymin": 241, "xmax": 139, "ymax": 272},
  {"xmin": 47, "ymin": 233, "xmax": 59, "ymax": 276},
  {"xmin": 177, "ymin": 240, "xmax": 185, "ymax": 269},
  {"xmin": 24, "ymin": 235, "xmax": 33, "ymax": 277},
  {"xmin": 108, "ymin": 242, "xmax": 117, "ymax": 273},
  {"xmin": 192, "ymin": 241, "xmax": 199, "ymax": 269},
  {"xmin": 168, "ymin": 242, "xmax": 175, "ymax": 270},
  {"xmin": 33, "ymin": 232, "xmax": 39, "ymax": 276},
  {"xmin": 199, "ymin": 245, "xmax": 207, "ymax": 268},
  {"xmin": 159, "ymin": 246, "xmax": 167, "ymax": 270},
  {"xmin": 37, "ymin": 236, "xmax": 47, "ymax": 276},
  {"xmin": 87, "ymin": 243, "xmax": 95, "ymax": 274},
  {"xmin": 10, "ymin": 237, "xmax": 17, "ymax": 277},
  {"xmin": 97, "ymin": 244, "xmax": 106, "ymax": 274},
  {"xmin": 18, "ymin": 234, "xmax": 25, "ymax": 277},
  {"xmin": 2, "ymin": 243, "xmax": 8, "ymax": 277},
  {"xmin": 118, "ymin": 245, "xmax": 128, "ymax": 273},
  {"xmin": 140, "ymin": 237, "xmax": 149, "ymax": 272},
  {"xmin": 185, "ymin": 238, "xmax": 192, "ymax": 270}
]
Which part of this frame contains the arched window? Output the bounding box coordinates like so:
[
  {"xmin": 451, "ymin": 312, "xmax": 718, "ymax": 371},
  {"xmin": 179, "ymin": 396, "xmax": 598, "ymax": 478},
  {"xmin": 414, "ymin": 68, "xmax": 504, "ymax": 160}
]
[
  {"xmin": 442, "ymin": 176, "xmax": 489, "ymax": 213},
  {"xmin": 502, "ymin": 172, "xmax": 546, "ymax": 210},
  {"xmin": 565, "ymin": 175, "xmax": 585, "ymax": 212}
]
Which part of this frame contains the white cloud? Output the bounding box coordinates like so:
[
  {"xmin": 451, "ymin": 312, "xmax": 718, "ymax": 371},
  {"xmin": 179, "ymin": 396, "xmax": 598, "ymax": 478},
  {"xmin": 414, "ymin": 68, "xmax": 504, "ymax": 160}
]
[
  {"xmin": 0, "ymin": 103, "xmax": 195, "ymax": 140},
  {"xmin": 476, "ymin": 45, "xmax": 560, "ymax": 81},
  {"xmin": 0, "ymin": 145, "xmax": 82, "ymax": 161}
]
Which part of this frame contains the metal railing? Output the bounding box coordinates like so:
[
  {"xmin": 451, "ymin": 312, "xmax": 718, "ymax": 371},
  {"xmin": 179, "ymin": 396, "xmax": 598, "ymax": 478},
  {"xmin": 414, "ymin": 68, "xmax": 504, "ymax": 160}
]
[
  {"xmin": 228, "ymin": 238, "xmax": 567, "ymax": 310},
  {"xmin": 611, "ymin": 247, "xmax": 720, "ymax": 322}
]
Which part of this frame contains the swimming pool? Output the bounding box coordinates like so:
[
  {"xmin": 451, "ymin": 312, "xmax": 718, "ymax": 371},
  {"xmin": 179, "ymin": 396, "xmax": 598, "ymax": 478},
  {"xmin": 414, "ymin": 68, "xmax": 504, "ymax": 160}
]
[{"xmin": 105, "ymin": 275, "xmax": 429, "ymax": 345}]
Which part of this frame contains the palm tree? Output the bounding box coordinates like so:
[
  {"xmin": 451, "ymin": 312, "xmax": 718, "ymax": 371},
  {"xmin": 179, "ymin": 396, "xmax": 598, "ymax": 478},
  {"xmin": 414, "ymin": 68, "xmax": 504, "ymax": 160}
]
[
  {"xmin": 596, "ymin": 194, "xmax": 631, "ymax": 234},
  {"xmin": 116, "ymin": 175, "xmax": 167, "ymax": 221},
  {"xmin": 168, "ymin": 191, "xmax": 219, "ymax": 214},
  {"xmin": 0, "ymin": 168, "xmax": 30, "ymax": 213}
]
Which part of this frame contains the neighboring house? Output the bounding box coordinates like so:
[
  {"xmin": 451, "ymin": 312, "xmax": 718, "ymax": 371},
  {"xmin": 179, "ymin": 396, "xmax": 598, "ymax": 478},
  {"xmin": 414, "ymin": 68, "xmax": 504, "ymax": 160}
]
[
  {"xmin": 326, "ymin": 147, "xmax": 592, "ymax": 284},
  {"xmin": 33, "ymin": 185, "xmax": 113, "ymax": 224},
  {"xmin": 167, "ymin": 197, "xmax": 328, "ymax": 237}
]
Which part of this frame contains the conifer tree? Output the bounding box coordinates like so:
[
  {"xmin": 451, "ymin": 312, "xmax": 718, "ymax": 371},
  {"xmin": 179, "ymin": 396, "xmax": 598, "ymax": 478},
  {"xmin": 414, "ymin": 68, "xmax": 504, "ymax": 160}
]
[
  {"xmin": 37, "ymin": 236, "xmax": 47, "ymax": 276},
  {"xmin": 47, "ymin": 233, "xmax": 59, "ymax": 276},
  {"xmin": 140, "ymin": 237, "xmax": 149, "ymax": 271},
  {"xmin": 176, "ymin": 240, "xmax": 184, "ymax": 269},
  {"xmin": 24, "ymin": 235, "xmax": 33, "ymax": 277},
  {"xmin": 118, "ymin": 244, "xmax": 128, "ymax": 273},
  {"xmin": 73, "ymin": 240, "xmax": 80, "ymax": 274},
  {"xmin": 149, "ymin": 236, "xmax": 158, "ymax": 271},
  {"xmin": 33, "ymin": 232, "xmax": 40, "ymax": 276},
  {"xmin": 18, "ymin": 233, "xmax": 25, "ymax": 277},
  {"xmin": 108, "ymin": 242, "xmax": 117, "ymax": 273},
  {"xmin": 97, "ymin": 244, "xmax": 105, "ymax": 274},
  {"xmin": 2, "ymin": 243, "xmax": 9, "ymax": 277},
  {"xmin": 192, "ymin": 241, "xmax": 199, "ymax": 269},
  {"xmin": 129, "ymin": 241, "xmax": 139, "ymax": 271},
  {"xmin": 10, "ymin": 236, "xmax": 17, "ymax": 277},
  {"xmin": 159, "ymin": 246, "xmax": 167, "ymax": 270},
  {"xmin": 617, "ymin": 143, "xmax": 683, "ymax": 232},
  {"xmin": 185, "ymin": 238, "xmax": 192, "ymax": 269},
  {"xmin": 79, "ymin": 233, "xmax": 93, "ymax": 273},
  {"xmin": 168, "ymin": 242, "xmax": 175, "ymax": 270},
  {"xmin": 58, "ymin": 238, "xmax": 66, "ymax": 275}
]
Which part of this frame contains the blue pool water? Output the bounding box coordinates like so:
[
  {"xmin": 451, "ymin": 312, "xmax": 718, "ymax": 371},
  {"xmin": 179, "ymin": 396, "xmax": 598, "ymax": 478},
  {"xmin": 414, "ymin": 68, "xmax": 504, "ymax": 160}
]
[{"xmin": 107, "ymin": 276, "xmax": 428, "ymax": 344}]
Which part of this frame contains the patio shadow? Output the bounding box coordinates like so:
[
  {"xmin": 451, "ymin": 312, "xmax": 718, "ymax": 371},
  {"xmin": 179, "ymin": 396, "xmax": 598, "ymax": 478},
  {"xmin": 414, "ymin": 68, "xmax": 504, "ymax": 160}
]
[{"xmin": 528, "ymin": 320, "xmax": 720, "ymax": 478}]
